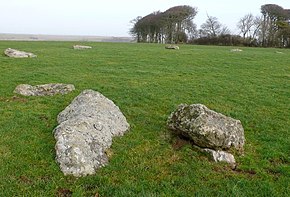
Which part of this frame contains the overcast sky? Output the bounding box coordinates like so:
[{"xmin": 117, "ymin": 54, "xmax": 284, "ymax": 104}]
[{"xmin": 1, "ymin": 0, "xmax": 290, "ymax": 37}]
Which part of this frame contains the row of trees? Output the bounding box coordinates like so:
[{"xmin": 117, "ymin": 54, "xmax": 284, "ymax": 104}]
[
  {"xmin": 233, "ymin": 4, "xmax": 290, "ymax": 47},
  {"xmin": 130, "ymin": 5, "xmax": 197, "ymax": 43},
  {"xmin": 130, "ymin": 4, "xmax": 290, "ymax": 48}
]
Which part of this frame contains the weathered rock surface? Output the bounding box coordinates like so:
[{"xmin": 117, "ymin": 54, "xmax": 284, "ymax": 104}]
[
  {"xmin": 4, "ymin": 48, "xmax": 37, "ymax": 58},
  {"xmin": 73, "ymin": 45, "xmax": 92, "ymax": 49},
  {"xmin": 165, "ymin": 45, "xmax": 179, "ymax": 50},
  {"xmin": 167, "ymin": 104, "xmax": 245, "ymax": 153},
  {"xmin": 53, "ymin": 89, "xmax": 130, "ymax": 177},
  {"xmin": 203, "ymin": 148, "xmax": 236, "ymax": 165},
  {"xmin": 14, "ymin": 83, "xmax": 75, "ymax": 96}
]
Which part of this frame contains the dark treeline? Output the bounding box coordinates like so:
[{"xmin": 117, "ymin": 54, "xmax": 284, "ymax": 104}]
[
  {"xmin": 130, "ymin": 4, "xmax": 290, "ymax": 48},
  {"xmin": 130, "ymin": 5, "xmax": 197, "ymax": 44}
]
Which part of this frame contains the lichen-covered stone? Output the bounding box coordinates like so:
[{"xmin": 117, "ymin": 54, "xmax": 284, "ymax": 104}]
[
  {"xmin": 165, "ymin": 45, "xmax": 179, "ymax": 50},
  {"xmin": 57, "ymin": 90, "xmax": 129, "ymax": 137},
  {"xmin": 203, "ymin": 148, "xmax": 236, "ymax": 165},
  {"xmin": 54, "ymin": 122, "xmax": 108, "ymax": 177},
  {"xmin": 14, "ymin": 83, "xmax": 75, "ymax": 96},
  {"xmin": 167, "ymin": 104, "xmax": 245, "ymax": 153},
  {"xmin": 53, "ymin": 89, "xmax": 130, "ymax": 177},
  {"xmin": 73, "ymin": 45, "xmax": 92, "ymax": 49},
  {"xmin": 230, "ymin": 49, "xmax": 243, "ymax": 52},
  {"xmin": 4, "ymin": 48, "xmax": 37, "ymax": 58}
]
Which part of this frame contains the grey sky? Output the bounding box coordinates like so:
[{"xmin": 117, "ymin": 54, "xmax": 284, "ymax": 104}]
[{"xmin": 1, "ymin": 0, "xmax": 290, "ymax": 37}]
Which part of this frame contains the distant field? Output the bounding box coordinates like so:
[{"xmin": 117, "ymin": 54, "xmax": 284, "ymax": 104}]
[
  {"xmin": 0, "ymin": 41, "xmax": 289, "ymax": 196},
  {"xmin": 0, "ymin": 33, "xmax": 133, "ymax": 42}
]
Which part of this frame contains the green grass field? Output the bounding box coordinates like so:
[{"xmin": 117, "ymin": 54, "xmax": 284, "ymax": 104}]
[{"xmin": 0, "ymin": 41, "xmax": 289, "ymax": 196}]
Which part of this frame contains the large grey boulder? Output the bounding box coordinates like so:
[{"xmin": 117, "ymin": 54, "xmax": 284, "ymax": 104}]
[
  {"xmin": 4, "ymin": 48, "xmax": 37, "ymax": 58},
  {"xmin": 14, "ymin": 83, "xmax": 75, "ymax": 96},
  {"xmin": 167, "ymin": 104, "xmax": 245, "ymax": 153},
  {"xmin": 53, "ymin": 89, "xmax": 130, "ymax": 177},
  {"xmin": 73, "ymin": 45, "xmax": 92, "ymax": 49}
]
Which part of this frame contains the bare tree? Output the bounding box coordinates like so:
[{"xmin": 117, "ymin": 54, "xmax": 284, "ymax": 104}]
[
  {"xmin": 220, "ymin": 26, "xmax": 231, "ymax": 35},
  {"xmin": 237, "ymin": 13, "xmax": 255, "ymax": 39},
  {"xmin": 199, "ymin": 14, "xmax": 229, "ymax": 37}
]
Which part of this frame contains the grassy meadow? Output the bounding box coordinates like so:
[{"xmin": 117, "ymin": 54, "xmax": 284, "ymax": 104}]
[{"xmin": 0, "ymin": 41, "xmax": 289, "ymax": 196}]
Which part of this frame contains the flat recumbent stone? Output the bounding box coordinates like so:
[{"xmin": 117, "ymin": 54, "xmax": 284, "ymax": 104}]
[
  {"xmin": 53, "ymin": 89, "xmax": 130, "ymax": 177},
  {"xmin": 14, "ymin": 83, "xmax": 75, "ymax": 96}
]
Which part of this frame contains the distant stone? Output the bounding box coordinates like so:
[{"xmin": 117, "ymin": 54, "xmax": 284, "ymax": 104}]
[
  {"xmin": 4, "ymin": 48, "xmax": 37, "ymax": 58},
  {"xmin": 73, "ymin": 45, "xmax": 92, "ymax": 49},
  {"xmin": 53, "ymin": 89, "xmax": 130, "ymax": 177},
  {"xmin": 203, "ymin": 148, "xmax": 236, "ymax": 166},
  {"xmin": 165, "ymin": 45, "xmax": 179, "ymax": 50},
  {"xmin": 230, "ymin": 49, "xmax": 243, "ymax": 52},
  {"xmin": 167, "ymin": 104, "xmax": 245, "ymax": 153},
  {"xmin": 14, "ymin": 83, "xmax": 75, "ymax": 96}
]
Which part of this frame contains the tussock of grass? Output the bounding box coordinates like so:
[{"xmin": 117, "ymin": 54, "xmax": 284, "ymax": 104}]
[{"xmin": 0, "ymin": 42, "xmax": 289, "ymax": 196}]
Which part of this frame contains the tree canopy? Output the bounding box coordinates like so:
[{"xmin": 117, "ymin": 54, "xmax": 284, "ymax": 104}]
[
  {"xmin": 260, "ymin": 4, "xmax": 290, "ymax": 47},
  {"xmin": 130, "ymin": 5, "xmax": 198, "ymax": 44}
]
